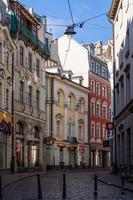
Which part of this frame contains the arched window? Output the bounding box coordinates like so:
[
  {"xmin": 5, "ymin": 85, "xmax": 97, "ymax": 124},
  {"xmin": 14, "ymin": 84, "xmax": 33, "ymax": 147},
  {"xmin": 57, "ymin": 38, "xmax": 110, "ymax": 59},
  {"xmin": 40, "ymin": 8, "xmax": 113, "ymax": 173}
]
[
  {"xmin": 34, "ymin": 127, "xmax": 40, "ymax": 138},
  {"xmin": 16, "ymin": 122, "xmax": 24, "ymax": 135}
]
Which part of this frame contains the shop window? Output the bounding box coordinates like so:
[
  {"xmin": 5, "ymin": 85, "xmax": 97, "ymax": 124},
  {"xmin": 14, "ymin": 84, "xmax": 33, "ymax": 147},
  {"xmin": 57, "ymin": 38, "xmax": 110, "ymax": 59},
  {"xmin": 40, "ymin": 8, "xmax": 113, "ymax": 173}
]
[
  {"xmin": 31, "ymin": 143, "xmax": 39, "ymax": 167},
  {"xmin": 16, "ymin": 139, "xmax": 24, "ymax": 167},
  {"xmin": 0, "ymin": 133, "xmax": 7, "ymax": 168},
  {"xmin": 60, "ymin": 147, "xmax": 63, "ymax": 163}
]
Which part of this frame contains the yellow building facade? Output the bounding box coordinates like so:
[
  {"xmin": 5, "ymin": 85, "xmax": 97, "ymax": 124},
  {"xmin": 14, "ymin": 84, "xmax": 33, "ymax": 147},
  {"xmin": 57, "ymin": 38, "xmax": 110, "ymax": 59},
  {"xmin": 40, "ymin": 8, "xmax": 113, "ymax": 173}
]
[{"xmin": 45, "ymin": 72, "xmax": 89, "ymax": 169}]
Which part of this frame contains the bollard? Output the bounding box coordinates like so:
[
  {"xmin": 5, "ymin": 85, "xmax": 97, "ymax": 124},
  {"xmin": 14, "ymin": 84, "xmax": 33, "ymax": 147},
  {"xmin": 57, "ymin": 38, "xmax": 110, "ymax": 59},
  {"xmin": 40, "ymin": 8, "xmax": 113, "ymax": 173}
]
[
  {"xmin": 62, "ymin": 174, "xmax": 66, "ymax": 199},
  {"xmin": 37, "ymin": 174, "xmax": 42, "ymax": 200},
  {"xmin": 93, "ymin": 174, "xmax": 97, "ymax": 200},
  {"xmin": 0, "ymin": 176, "xmax": 3, "ymax": 200},
  {"xmin": 121, "ymin": 174, "xmax": 126, "ymax": 199}
]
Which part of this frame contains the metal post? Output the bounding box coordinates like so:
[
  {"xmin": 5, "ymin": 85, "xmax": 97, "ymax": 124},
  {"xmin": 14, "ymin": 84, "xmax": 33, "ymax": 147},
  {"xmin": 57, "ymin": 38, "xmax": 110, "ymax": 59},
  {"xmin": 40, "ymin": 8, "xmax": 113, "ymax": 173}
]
[
  {"xmin": 37, "ymin": 174, "xmax": 42, "ymax": 200},
  {"xmin": 121, "ymin": 174, "xmax": 126, "ymax": 199},
  {"xmin": 0, "ymin": 176, "xmax": 3, "ymax": 200},
  {"xmin": 93, "ymin": 174, "xmax": 97, "ymax": 200},
  {"xmin": 62, "ymin": 174, "xmax": 66, "ymax": 199}
]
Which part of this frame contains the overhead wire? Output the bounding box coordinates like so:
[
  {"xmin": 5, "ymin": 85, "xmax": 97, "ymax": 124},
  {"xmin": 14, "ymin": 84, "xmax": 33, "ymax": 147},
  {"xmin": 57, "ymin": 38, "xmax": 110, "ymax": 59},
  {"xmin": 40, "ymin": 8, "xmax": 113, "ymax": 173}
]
[{"xmin": 67, "ymin": 0, "xmax": 75, "ymax": 24}]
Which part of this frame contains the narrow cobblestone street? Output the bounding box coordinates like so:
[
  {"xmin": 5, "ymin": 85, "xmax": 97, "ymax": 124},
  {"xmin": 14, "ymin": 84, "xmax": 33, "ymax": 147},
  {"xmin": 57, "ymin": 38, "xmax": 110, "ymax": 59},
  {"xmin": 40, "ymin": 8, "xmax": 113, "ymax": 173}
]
[{"xmin": 1, "ymin": 170, "xmax": 133, "ymax": 200}]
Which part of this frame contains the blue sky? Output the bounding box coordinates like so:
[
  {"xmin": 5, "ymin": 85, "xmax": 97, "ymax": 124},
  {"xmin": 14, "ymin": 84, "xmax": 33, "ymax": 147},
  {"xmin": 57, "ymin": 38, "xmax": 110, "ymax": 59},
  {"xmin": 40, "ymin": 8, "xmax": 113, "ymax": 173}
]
[{"xmin": 19, "ymin": 0, "xmax": 112, "ymax": 44}]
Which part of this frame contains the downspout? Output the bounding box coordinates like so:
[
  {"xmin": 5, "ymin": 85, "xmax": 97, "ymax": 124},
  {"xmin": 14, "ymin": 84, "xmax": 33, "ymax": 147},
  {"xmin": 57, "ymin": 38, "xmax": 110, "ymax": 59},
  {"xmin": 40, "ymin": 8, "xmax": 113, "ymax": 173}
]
[{"xmin": 50, "ymin": 77, "xmax": 54, "ymax": 138}]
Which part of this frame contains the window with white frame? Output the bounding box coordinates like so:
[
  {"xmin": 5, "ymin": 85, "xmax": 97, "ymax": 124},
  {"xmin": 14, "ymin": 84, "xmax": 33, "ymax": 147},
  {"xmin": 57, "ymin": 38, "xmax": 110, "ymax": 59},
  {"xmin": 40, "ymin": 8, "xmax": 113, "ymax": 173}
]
[
  {"xmin": 57, "ymin": 91, "xmax": 61, "ymax": 106},
  {"xmin": 96, "ymin": 82, "xmax": 100, "ymax": 95},
  {"xmin": 102, "ymin": 105, "xmax": 107, "ymax": 118},
  {"xmin": 103, "ymin": 125, "xmax": 107, "ymax": 140},
  {"xmin": 97, "ymin": 124, "xmax": 100, "ymax": 141},
  {"xmin": 91, "ymin": 123, "xmax": 95, "ymax": 139},
  {"xmin": 56, "ymin": 120, "xmax": 61, "ymax": 136},
  {"xmin": 102, "ymin": 86, "xmax": 106, "ymax": 98},
  {"xmin": 91, "ymin": 101, "xmax": 95, "ymax": 115},
  {"xmin": 68, "ymin": 95, "xmax": 72, "ymax": 109},
  {"xmin": 96, "ymin": 64, "xmax": 100, "ymax": 74},
  {"xmin": 96, "ymin": 102, "xmax": 100, "ymax": 117},
  {"xmin": 68, "ymin": 123, "xmax": 72, "ymax": 136},
  {"xmin": 91, "ymin": 81, "xmax": 95, "ymax": 93},
  {"xmin": 78, "ymin": 125, "xmax": 82, "ymax": 139}
]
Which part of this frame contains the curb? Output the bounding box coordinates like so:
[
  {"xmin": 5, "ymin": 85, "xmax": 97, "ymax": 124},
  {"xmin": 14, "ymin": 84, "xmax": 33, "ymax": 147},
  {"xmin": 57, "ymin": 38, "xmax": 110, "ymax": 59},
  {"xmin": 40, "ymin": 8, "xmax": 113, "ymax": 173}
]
[{"xmin": 98, "ymin": 178, "xmax": 133, "ymax": 193}]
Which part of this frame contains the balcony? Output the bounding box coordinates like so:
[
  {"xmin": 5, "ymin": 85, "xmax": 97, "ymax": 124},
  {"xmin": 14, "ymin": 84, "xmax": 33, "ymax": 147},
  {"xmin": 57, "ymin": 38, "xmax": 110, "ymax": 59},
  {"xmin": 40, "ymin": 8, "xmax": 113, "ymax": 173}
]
[
  {"xmin": 10, "ymin": 19, "xmax": 49, "ymax": 57},
  {"xmin": 67, "ymin": 136, "xmax": 77, "ymax": 144}
]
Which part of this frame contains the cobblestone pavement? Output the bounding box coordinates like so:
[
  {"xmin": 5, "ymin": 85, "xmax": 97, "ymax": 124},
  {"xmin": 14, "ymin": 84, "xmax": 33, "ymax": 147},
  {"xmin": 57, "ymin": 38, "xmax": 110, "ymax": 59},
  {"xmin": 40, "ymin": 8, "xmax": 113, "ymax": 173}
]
[{"xmin": 1, "ymin": 171, "xmax": 133, "ymax": 200}]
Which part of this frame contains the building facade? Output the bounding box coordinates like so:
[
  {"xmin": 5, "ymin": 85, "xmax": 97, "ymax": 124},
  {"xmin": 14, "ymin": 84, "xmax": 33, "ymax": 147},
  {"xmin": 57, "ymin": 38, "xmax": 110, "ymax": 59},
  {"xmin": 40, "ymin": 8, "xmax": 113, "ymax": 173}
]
[
  {"xmin": 45, "ymin": 64, "xmax": 89, "ymax": 169},
  {"xmin": 85, "ymin": 44, "xmax": 111, "ymax": 168},
  {"xmin": 0, "ymin": 23, "xmax": 16, "ymax": 170},
  {"xmin": 109, "ymin": 0, "xmax": 133, "ymax": 175},
  {"xmin": 8, "ymin": 0, "xmax": 49, "ymax": 171}
]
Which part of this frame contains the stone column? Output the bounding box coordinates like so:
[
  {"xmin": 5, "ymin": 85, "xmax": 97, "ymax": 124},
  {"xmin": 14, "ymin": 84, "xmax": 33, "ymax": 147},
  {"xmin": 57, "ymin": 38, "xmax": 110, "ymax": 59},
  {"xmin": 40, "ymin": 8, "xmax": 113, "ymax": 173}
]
[{"xmin": 64, "ymin": 103, "xmax": 68, "ymax": 140}]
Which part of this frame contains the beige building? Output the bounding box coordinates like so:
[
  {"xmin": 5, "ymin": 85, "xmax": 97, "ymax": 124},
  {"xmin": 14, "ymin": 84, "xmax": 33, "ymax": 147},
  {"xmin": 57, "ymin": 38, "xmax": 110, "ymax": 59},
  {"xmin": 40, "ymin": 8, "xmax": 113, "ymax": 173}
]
[
  {"xmin": 0, "ymin": 23, "xmax": 16, "ymax": 170},
  {"xmin": 45, "ymin": 62, "xmax": 89, "ymax": 169},
  {"xmin": 8, "ymin": 1, "xmax": 49, "ymax": 171}
]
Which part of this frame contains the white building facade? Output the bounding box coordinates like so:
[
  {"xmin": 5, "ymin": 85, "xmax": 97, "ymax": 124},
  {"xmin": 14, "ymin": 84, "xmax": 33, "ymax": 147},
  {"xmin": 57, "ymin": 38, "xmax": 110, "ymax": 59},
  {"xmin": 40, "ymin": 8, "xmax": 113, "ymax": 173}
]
[{"xmin": 109, "ymin": 0, "xmax": 133, "ymax": 175}]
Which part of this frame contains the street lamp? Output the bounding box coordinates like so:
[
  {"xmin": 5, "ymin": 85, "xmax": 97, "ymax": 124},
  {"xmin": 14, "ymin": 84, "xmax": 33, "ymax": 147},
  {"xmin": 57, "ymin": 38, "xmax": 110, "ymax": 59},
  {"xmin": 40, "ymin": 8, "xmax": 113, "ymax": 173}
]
[{"xmin": 64, "ymin": 25, "xmax": 76, "ymax": 35}]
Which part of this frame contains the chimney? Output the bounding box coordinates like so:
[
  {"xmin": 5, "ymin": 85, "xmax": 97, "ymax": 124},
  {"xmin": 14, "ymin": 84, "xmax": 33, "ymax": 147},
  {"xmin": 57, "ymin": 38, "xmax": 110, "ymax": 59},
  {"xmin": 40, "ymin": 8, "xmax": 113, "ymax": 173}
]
[{"xmin": 29, "ymin": 8, "xmax": 34, "ymax": 16}]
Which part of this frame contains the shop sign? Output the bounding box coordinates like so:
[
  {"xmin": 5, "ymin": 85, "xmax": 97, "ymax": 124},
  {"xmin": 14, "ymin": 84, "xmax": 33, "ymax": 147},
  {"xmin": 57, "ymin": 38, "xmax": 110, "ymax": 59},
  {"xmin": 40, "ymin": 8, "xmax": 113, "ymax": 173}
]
[
  {"xmin": 106, "ymin": 122, "xmax": 113, "ymax": 130},
  {"xmin": 57, "ymin": 143, "xmax": 66, "ymax": 148},
  {"xmin": 44, "ymin": 137, "xmax": 56, "ymax": 146},
  {"xmin": 78, "ymin": 146, "xmax": 85, "ymax": 152}
]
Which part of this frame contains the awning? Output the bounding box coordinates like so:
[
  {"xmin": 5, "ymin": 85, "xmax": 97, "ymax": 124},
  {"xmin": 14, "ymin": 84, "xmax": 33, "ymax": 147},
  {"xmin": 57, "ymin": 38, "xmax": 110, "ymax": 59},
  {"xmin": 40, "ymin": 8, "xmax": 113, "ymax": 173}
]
[{"xmin": 0, "ymin": 119, "xmax": 11, "ymax": 134}]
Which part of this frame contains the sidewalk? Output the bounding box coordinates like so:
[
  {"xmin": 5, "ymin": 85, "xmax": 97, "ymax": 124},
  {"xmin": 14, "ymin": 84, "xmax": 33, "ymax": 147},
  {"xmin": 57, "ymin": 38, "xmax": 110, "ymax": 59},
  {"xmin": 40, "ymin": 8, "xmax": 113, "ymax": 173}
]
[{"xmin": 97, "ymin": 170, "xmax": 133, "ymax": 193}]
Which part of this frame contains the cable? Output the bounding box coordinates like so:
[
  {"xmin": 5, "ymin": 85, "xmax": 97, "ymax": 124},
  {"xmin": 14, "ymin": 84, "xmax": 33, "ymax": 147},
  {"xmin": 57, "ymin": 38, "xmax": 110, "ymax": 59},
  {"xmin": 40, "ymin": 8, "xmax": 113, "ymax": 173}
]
[
  {"xmin": 67, "ymin": 0, "xmax": 75, "ymax": 24},
  {"xmin": 62, "ymin": 36, "xmax": 72, "ymax": 68}
]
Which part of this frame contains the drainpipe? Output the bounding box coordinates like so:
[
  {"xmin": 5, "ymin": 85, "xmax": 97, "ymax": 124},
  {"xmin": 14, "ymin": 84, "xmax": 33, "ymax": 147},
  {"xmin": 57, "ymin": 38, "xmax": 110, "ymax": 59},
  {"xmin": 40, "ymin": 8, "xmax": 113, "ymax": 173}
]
[{"xmin": 50, "ymin": 77, "xmax": 54, "ymax": 138}]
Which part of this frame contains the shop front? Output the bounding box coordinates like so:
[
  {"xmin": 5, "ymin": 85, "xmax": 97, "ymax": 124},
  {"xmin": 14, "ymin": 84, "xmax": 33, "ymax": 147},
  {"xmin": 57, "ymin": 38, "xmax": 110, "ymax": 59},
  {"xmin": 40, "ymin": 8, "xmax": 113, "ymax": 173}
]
[{"xmin": 0, "ymin": 111, "xmax": 12, "ymax": 170}]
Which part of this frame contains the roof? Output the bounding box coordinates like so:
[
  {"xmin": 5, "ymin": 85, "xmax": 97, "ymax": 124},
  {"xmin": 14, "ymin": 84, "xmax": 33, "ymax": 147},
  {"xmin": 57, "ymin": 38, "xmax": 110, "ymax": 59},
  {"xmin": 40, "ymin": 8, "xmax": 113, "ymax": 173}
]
[
  {"xmin": 46, "ymin": 72, "xmax": 89, "ymax": 91},
  {"xmin": 108, "ymin": 0, "xmax": 120, "ymax": 20},
  {"xmin": 10, "ymin": 0, "xmax": 40, "ymax": 25}
]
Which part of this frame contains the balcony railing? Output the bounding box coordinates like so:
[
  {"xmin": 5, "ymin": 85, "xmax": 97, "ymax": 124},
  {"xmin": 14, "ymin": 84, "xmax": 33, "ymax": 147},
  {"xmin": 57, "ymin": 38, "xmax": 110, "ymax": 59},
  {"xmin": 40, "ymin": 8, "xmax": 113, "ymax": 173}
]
[{"xmin": 10, "ymin": 19, "xmax": 49, "ymax": 56}]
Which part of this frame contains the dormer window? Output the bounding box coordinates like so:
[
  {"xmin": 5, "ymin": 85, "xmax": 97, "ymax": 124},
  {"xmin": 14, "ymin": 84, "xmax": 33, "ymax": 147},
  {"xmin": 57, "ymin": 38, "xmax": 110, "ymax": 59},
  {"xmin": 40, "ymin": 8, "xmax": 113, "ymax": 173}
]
[{"xmin": 68, "ymin": 73, "xmax": 72, "ymax": 80}]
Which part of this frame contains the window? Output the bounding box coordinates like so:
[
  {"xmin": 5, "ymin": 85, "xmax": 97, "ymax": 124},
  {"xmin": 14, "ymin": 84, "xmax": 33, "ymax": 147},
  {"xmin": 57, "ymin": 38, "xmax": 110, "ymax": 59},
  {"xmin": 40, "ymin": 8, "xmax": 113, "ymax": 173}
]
[
  {"xmin": 16, "ymin": 122, "xmax": 24, "ymax": 135},
  {"xmin": 5, "ymin": 89, "xmax": 9, "ymax": 110},
  {"xmin": 116, "ymin": 86, "xmax": 119, "ymax": 114},
  {"xmin": 103, "ymin": 125, "xmax": 107, "ymax": 140},
  {"xmin": 28, "ymin": 53, "xmax": 32, "ymax": 72},
  {"xmin": 20, "ymin": 46, "xmax": 24, "ymax": 66},
  {"xmin": 28, "ymin": 86, "xmax": 32, "ymax": 106},
  {"xmin": 96, "ymin": 64, "xmax": 100, "ymax": 74},
  {"xmin": 91, "ymin": 124, "xmax": 95, "ymax": 138},
  {"xmin": 96, "ymin": 103, "xmax": 100, "ymax": 117},
  {"xmin": 60, "ymin": 147, "xmax": 63, "ymax": 162},
  {"xmin": 36, "ymin": 59, "xmax": 40, "ymax": 77},
  {"xmin": 20, "ymin": 81, "xmax": 24, "ymax": 102},
  {"xmin": 68, "ymin": 96, "xmax": 72, "ymax": 109},
  {"xmin": 45, "ymin": 38, "xmax": 49, "ymax": 49},
  {"xmin": 102, "ymin": 106, "xmax": 107, "ymax": 118},
  {"xmin": 6, "ymin": 52, "xmax": 9, "ymax": 70},
  {"xmin": 102, "ymin": 86, "xmax": 106, "ymax": 98},
  {"xmin": 34, "ymin": 127, "xmax": 40, "ymax": 138},
  {"xmin": 97, "ymin": 124, "xmax": 100, "ymax": 141},
  {"xmin": 96, "ymin": 83, "xmax": 100, "ymax": 95},
  {"xmin": 102, "ymin": 67, "xmax": 106, "ymax": 78},
  {"xmin": 36, "ymin": 90, "xmax": 40, "ymax": 108},
  {"xmin": 57, "ymin": 120, "xmax": 61, "ymax": 136},
  {"xmin": 0, "ymin": 43, "xmax": 2, "ymax": 63},
  {"xmin": 126, "ymin": 71, "xmax": 130, "ymax": 103},
  {"xmin": 91, "ymin": 81, "xmax": 95, "ymax": 93},
  {"xmin": 57, "ymin": 91, "xmax": 61, "ymax": 106},
  {"xmin": 91, "ymin": 101, "xmax": 95, "ymax": 115},
  {"xmin": 68, "ymin": 123, "xmax": 72, "ymax": 136},
  {"xmin": 78, "ymin": 125, "xmax": 82, "ymax": 139},
  {"xmin": 91, "ymin": 61, "xmax": 95, "ymax": 72}
]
